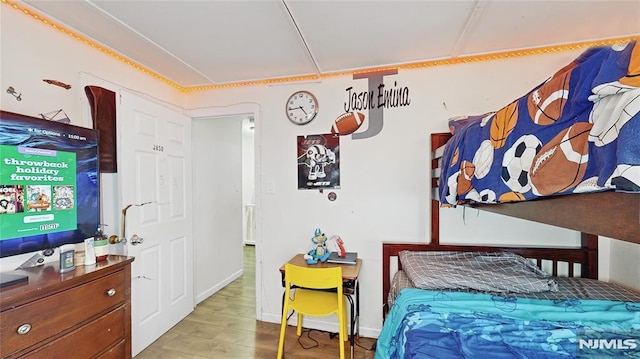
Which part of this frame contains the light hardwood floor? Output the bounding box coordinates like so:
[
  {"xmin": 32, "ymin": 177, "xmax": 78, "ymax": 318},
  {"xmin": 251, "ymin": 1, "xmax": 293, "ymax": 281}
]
[{"xmin": 135, "ymin": 245, "xmax": 377, "ymax": 358}]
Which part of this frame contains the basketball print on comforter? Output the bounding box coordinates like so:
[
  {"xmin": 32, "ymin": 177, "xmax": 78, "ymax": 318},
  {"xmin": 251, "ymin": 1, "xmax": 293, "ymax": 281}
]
[{"xmin": 437, "ymin": 41, "xmax": 640, "ymax": 206}]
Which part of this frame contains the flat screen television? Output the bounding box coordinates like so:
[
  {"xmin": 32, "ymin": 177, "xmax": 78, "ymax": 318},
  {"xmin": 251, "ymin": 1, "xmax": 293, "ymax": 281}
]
[{"xmin": 0, "ymin": 110, "xmax": 100, "ymax": 258}]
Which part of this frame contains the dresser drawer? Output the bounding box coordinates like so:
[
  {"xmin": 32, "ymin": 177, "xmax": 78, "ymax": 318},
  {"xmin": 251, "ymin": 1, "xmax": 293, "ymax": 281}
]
[
  {"xmin": 0, "ymin": 270, "xmax": 126, "ymax": 356},
  {"xmin": 21, "ymin": 307, "xmax": 125, "ymax": 359},
  {"xmin": 97, "ymin": 339, "xmax": 126, "ymax": 359}
]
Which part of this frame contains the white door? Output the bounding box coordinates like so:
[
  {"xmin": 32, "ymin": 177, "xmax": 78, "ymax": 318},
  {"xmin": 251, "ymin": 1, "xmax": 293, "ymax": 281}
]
[{"xmin": 118, "ymin": 90, "xmax": 194, "ymax": 356}]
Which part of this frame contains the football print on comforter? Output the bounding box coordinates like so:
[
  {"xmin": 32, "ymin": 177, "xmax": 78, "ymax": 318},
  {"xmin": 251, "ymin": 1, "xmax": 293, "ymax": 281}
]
[{"xmin": 440, "ymin": 41, "xmax": 640, "ymax": 206}]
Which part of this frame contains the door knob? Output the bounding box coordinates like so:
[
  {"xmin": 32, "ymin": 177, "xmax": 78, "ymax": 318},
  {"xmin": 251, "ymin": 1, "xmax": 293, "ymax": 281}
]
[
  {"xmin": 130, "ymin": 234, "xmax": 144, "ymax": 245},
  {"xmin": 109, "ymin": 234, "xmax": 124, "ymax": 244}
]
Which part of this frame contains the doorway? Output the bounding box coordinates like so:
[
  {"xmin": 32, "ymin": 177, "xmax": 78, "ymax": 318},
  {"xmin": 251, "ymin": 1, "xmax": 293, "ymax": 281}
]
[
  {"xmin": 192, "ymin": 116, "xmax": 242, "ymax": 303},
  {"xmin": 187, "ymin": 103, "xmax": 261, "ymax": 320}
]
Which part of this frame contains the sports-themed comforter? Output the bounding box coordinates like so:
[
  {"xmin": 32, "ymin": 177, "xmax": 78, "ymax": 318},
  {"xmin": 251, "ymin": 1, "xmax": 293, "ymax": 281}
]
[
  {"xmin": 375, "ymin": 288, "xmax": 640, "ymax": 359},
  {"xmin": 439, "ymin": 41, "xmax": 640, "ymax": 206}
]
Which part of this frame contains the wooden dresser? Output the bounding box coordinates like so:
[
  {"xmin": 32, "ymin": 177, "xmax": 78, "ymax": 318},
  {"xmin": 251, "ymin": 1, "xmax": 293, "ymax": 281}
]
[{"xmin": 0, "ymin": 255, "xmax": 134, "ymax": 359}]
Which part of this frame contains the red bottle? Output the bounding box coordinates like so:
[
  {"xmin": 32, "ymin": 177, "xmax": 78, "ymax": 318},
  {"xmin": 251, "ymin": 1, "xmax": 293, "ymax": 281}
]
[{"xmin": 93, "ymin": 225, "xmax": 109, "ymax": 261}]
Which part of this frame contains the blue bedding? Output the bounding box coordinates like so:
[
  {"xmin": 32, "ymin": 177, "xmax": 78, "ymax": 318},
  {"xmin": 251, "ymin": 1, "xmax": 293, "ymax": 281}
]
[
  {"xmin": 439, "ymin": 41, "xmax": 640, "ymax": 206},
  {"xmin": 376, "ymin": 289, "xmax": 640, "ymax": 359}
]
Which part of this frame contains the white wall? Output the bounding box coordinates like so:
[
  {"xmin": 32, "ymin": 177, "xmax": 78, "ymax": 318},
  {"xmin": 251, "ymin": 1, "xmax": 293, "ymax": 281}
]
[
  {"xmin": 608, "ymin": 237, "xmax": 640, "ymax": 289},
  {"xmin": 0, "ymin": 6, "xmax": 183, "ymax": 122},
  {"xmin": 242, "ymin": 118, "xmax": 256, "ymax": 205},
  {"xmin": 2, "ymin": 3, "xmax": 639, "ymax": 340},
  {"xmin": 192, "ymin": 117, "xmax": 244, "ymax": 303},
  {"xmin": 0, "ymin": 5, "xmax": 183, "ymax": 269}
]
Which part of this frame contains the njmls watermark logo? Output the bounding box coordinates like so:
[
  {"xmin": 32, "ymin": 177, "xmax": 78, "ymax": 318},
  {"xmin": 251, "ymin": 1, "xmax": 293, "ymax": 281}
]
[{"xmin": 579, "ymin": 338, "xmax": 638, "ymax": 350}]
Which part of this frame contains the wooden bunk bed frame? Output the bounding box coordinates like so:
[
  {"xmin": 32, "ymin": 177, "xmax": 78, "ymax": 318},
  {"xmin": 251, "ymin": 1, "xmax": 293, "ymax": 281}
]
[
  {"xmin": 381, "ymin": 132, "xmax": 640, "ymax": 315},
  {"xmin": 430, "ymin": 132, "xmax": 640, "ymax": 246}
]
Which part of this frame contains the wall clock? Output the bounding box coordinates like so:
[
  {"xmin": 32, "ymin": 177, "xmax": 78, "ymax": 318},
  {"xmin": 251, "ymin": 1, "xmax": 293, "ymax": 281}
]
[{"xmin": 286, "ymin": 90, "xmax": 318, "ymax": 125}]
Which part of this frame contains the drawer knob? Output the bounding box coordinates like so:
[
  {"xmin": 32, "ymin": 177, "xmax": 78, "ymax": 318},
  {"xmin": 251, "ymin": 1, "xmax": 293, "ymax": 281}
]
[
  {"xmin": 107, "ymin": 288, "xmax": 116, "ymax": 297},
  {"xmin": 17, "ymin": 323, "xmax": 31, "ymax": 335}
]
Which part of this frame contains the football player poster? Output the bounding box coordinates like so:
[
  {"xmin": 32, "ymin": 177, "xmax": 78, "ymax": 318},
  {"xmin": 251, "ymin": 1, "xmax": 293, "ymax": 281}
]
[{"xmin": 297, "ymin": 134, "xmax": 340, "ymax": 190}]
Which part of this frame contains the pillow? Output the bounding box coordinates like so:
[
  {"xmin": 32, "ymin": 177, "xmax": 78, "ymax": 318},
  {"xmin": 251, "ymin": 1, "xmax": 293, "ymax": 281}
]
[
  {"xmin": 447, "ymin": 114, "xmax": 488, "ymax": 134},
  {"xmin": 399, "ymin": 250, "xmax": 558, "ymax": 294}
]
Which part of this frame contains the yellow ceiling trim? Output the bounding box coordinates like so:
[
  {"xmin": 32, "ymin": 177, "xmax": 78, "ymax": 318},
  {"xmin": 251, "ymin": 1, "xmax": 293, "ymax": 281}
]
[
  {"xmin": 180, "ymin": 35, "xmax": 640, "ymax": 92},
  {"xmin": 5, "ymin": 0, "xmax": 639, "ymax": 93},
  {"xmin": 3, "ymin": 0, "xmax": 186, "ymax": 91}
]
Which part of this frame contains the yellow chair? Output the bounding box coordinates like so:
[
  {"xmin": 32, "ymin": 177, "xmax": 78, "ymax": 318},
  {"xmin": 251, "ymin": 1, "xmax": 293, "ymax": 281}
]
[{"xmin": 277, "ymin": 263, "xmax": 348, "ymax": 359}]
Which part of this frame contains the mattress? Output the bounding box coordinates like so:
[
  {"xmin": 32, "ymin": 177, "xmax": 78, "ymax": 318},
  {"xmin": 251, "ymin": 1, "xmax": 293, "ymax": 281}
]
[
  {"xmin": 388, "ymin": 269, "xmax": 640, "ymax": 308},
  {"xmin": 378, "ymin": 286, "xmax": 640, "ymax": 359}
]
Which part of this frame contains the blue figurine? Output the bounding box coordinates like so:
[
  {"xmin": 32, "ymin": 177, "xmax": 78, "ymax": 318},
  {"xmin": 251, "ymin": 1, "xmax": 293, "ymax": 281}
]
[{"xmin": 304, "ymin": 228, "xmax": 330, "ymax": 264}]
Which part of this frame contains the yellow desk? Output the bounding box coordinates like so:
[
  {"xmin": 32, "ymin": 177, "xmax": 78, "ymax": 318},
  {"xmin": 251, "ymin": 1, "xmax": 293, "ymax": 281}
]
[{"xmin": 280, "ymin": 254, "xmax": 362, "ymax": 358}]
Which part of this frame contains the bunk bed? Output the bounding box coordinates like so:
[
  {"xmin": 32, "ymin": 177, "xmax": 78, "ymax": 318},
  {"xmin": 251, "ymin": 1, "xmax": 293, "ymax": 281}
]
[{"xmin": 376, "ymin": 41, "xmax": 640, "ymax": 358}]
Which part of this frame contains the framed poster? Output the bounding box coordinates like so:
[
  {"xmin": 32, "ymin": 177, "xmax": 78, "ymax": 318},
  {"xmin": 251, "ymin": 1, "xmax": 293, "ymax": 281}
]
[{"xmin": 297, "ymin": 134, "xmax": 340, "ymax": 190}]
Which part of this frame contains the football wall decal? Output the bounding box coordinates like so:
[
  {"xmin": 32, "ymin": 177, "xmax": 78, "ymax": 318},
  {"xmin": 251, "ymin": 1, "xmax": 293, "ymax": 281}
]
[{"xmin": 331, "ymin": 112, "xmax": 365, "ymax": 136}]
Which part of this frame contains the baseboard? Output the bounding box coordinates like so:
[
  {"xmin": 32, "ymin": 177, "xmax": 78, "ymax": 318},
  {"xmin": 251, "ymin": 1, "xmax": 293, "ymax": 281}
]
[
  {"xmin": 261, "ymin": 312, "xmax": 381, "ymax": 339},
  {"xmin": 195, "ymin": 268, "xmax": 243, "ymax": 304}
]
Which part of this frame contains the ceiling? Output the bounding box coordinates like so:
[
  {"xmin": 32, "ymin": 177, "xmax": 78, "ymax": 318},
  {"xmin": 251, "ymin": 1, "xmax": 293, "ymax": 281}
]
[{"xmin": 19, "ymin": 0, "xmax": 640, "ymax": 90}]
